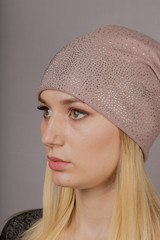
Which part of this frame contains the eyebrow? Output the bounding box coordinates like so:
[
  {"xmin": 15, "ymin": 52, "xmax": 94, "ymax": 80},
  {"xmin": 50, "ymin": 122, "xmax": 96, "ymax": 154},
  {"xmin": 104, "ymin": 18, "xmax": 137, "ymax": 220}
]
[{"xmin": 38, "ymin": 96, "xmax": 85, "ymax": 106}]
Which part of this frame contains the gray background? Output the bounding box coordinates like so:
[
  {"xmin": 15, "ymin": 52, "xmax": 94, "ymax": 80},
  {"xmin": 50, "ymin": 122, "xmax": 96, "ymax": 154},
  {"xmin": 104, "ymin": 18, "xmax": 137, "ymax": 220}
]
[{"xmin": 0, "ymin": 0, "xmax": 160, "ymax": 231}]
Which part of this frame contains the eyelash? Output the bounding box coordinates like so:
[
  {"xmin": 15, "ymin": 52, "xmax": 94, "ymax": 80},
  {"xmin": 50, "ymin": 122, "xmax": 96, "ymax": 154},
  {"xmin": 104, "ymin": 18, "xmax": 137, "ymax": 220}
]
[{"xmin": 37, "ymin": 105, "xmax": 88, "ymax": 121}]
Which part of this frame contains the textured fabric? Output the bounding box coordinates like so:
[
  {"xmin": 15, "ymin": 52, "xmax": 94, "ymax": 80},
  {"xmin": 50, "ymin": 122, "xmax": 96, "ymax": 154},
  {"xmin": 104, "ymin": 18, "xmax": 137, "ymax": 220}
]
[
  {"xmin": 38, "ymin": 25, "xmax": 160, "ymax": 161},
  {"xmin": 0, "ymin": 209, "xmax": 42, "ymax": 240}
]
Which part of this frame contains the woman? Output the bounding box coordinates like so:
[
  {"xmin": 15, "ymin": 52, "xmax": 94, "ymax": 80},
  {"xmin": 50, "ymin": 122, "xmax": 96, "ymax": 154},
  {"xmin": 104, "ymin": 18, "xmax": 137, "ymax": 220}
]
[{"xmin": 1, "ymin": 25, "xmax": 160, "ymax": 240}]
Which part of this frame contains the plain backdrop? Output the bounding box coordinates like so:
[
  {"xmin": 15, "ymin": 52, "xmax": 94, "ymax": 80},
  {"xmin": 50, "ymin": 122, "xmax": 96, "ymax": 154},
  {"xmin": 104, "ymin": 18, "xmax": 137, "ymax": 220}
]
[{"xmin": 0, "ymin": 0, "xmax": 160, "ymax": 231}]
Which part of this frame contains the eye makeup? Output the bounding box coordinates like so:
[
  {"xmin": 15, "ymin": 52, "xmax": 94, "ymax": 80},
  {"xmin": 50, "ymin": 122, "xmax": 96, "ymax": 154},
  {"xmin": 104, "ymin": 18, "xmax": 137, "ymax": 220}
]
[{"xmin": 37, "ymin": 105, "xmax": 88, "ymax": 120}]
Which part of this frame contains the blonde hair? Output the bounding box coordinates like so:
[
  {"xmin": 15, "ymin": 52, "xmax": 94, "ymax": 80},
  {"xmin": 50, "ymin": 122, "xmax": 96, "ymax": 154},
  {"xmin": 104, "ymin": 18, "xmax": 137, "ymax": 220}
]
[{"xmin": 21, "ymin": 130, "xmax": 160, "ymax": 240}]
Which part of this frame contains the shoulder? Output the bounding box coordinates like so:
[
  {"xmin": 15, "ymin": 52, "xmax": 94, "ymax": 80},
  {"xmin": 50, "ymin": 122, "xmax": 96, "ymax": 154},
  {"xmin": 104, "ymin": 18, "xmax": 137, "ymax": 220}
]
[{"xmin": 0, "ymin": 208, "xmax": 42, "ymax": 240}]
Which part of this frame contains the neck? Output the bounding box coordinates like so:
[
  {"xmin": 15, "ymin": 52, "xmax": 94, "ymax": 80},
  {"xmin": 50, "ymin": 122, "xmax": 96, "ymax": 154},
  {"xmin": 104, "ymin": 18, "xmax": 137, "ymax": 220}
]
[{"xmin": 65, "ymin": 183, "xmax": 116, "ymax": 240}]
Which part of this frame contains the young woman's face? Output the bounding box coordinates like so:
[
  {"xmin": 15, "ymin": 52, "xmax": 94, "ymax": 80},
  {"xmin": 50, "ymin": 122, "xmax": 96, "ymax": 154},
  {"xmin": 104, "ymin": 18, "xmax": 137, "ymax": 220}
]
[{"xmin": 39, "ymin": 90, "xmax": 121, "ymax": 190}]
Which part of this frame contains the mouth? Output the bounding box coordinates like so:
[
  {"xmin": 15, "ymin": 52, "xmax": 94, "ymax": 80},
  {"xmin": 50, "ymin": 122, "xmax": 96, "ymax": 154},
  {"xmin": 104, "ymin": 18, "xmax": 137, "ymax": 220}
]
[
  {"xmin": 47, "ymin": 155, "xmax": 70, "ymax": 163},
  {"xmin": 47, "ymin": 155, "xmax": 71, "ymax": 171}
]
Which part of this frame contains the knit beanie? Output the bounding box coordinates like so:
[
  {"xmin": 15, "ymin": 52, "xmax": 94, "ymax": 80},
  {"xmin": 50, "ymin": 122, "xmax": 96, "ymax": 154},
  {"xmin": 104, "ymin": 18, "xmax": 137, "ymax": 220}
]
[{"xmin": 38, "ymin": 25, "xmax": 160, "ymax": 161}]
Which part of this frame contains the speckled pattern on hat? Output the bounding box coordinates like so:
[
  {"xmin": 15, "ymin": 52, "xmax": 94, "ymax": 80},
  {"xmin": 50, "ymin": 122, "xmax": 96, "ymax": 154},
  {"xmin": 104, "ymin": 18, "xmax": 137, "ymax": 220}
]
[{"xmin": 38, "ymin": 25, "xmax": 160, "ymax": 161}]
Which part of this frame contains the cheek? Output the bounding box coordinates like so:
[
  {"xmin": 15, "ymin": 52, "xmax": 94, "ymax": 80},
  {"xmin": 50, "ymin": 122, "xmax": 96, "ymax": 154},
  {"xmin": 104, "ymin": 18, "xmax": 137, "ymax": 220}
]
[
  {"xmin": 89, "ymin": 133, "xmax": 119, "ymax": 175},
  {"xmin": 67, "ymin": 126, "xmax": 120, "ymax": 189},
  {"xmin": 71, "ymin": 123, "xmax": 121, "ymax": 174}
]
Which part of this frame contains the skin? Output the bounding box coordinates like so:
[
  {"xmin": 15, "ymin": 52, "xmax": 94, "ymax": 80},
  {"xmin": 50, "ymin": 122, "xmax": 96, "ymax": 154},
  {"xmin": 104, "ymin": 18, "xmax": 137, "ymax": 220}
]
[{"xmin": 39, "ymin": 89, "xmax": 121, "ymax": 240}]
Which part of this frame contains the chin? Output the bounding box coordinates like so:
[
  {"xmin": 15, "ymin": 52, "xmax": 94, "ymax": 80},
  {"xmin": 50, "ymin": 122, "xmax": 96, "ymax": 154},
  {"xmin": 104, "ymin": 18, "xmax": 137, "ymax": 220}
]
[
  {"xmin": 51, "ymin": 172, "xmax": 91, "ymax": 190},
  {"xmin": 51, "ymin": 172, "xmax": 75, "ymax": 188}
]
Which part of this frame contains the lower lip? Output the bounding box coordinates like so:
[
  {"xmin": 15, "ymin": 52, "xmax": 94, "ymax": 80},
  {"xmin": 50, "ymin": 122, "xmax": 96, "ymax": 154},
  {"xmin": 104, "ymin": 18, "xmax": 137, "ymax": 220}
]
[{"xmin": 49, "ymin": 160, "xmax": 70, "ymax": 171}]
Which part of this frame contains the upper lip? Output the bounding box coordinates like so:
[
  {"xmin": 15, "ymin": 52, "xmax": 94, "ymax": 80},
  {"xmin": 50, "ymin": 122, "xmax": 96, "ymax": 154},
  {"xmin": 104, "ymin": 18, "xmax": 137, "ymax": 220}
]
[{"xmin": 47, "ymin": 155, "xmax": 69, "ymax": 162}]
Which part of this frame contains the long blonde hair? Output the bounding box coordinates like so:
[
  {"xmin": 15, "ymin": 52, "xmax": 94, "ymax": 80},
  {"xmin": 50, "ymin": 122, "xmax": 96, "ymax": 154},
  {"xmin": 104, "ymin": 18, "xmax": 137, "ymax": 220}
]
[{"xmin": 21, "ymin": 130, "xmax": 160, "ymax": 240}]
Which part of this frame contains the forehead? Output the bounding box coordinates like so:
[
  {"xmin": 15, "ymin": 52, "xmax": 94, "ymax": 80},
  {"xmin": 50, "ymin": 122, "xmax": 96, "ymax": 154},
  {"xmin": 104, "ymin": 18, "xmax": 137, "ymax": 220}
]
[{"xmin": 39, "ymin": 89, "xmax": 86, "ymax": 105}]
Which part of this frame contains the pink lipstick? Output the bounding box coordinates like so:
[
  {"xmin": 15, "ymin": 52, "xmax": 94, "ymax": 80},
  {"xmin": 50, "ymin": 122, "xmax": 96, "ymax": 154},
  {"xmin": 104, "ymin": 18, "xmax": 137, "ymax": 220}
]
[{"xmin": 47, "ymin": 155, "xmax": 71, "ymax": 171}]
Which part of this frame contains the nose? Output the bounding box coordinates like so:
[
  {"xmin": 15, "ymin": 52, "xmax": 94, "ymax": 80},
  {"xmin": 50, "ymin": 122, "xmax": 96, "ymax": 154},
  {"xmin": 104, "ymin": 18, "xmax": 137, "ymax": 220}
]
[{"xmin": 41, "ymin": 113, "xmax": 65, "ymax": 148}]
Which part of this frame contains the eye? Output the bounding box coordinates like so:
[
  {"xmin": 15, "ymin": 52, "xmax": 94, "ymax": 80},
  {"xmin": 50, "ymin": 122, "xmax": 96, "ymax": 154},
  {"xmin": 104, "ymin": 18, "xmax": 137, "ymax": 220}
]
[
  {"xmin": 37, "ymin": 106, "xmax": 52, "ymax": 118},
  {"xmin": 70, "ymin": 108, "xmax": 88, "ymax": 120},
  {"xmin": 37, "ymin": 106, "xmax": 88, "ymax": 120}
]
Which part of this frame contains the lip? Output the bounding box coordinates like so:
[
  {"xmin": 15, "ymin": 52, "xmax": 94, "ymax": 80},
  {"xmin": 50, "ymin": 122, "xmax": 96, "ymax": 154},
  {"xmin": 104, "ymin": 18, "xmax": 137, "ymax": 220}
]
[
  {"xmin": 47, "ymin": 155, "xmax": 69, "ymax": 162},
  {"xmin": 47, "ymin": 155, "xmax": 71, "ymax": 171}
]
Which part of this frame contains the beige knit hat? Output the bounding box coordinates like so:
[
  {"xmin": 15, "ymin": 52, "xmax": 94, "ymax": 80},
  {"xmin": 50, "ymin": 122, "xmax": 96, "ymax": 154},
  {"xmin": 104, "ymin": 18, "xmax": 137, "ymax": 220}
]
[{"xmin": 38, "ymin": 25, "xmax": 160, "ymax": 161}]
